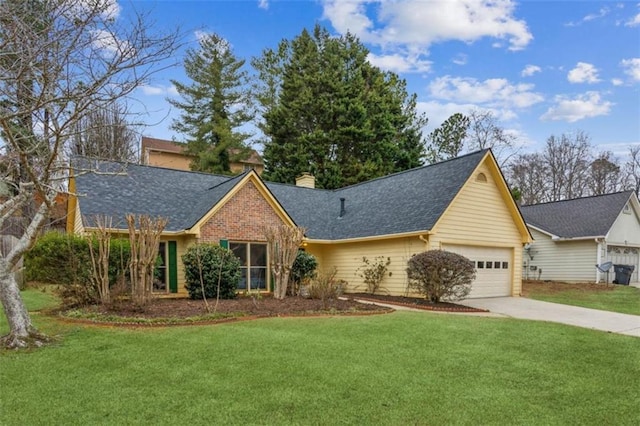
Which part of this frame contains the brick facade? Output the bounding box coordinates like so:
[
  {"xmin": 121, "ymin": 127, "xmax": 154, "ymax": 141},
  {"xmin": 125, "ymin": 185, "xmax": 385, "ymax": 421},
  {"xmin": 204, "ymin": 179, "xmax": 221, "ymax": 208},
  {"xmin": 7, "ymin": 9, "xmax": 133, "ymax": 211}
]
[{"xmin": 200, "ymin": 180, "xmax": 286, "ymax": 244}]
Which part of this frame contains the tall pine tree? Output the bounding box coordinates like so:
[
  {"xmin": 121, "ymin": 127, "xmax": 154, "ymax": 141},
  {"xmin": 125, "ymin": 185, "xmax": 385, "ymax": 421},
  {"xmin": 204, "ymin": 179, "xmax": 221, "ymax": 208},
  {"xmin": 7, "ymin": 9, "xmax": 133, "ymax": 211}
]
[
  {"xmin": 253, "ymin": 25, "xmax": 427, "ymax": 189},
  {"xmin": 169, "ymin": 32, "xmax": 252, "ymax": 174}
]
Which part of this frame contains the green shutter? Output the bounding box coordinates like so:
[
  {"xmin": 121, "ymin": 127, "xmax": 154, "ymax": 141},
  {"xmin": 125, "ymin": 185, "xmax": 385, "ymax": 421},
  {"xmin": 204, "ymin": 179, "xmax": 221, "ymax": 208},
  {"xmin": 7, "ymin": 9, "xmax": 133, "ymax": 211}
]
[
  {"xmin": 220, "ymin": 239, "xmax": 229, "ymax": 249},
  {"xmin": 168, "ymin": 241, "xmax": 178, "ymax": 293}
]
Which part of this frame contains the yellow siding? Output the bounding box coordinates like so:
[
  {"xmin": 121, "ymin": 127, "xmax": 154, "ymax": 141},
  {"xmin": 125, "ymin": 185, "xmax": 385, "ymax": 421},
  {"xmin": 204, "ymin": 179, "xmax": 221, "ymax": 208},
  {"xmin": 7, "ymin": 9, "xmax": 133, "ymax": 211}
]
[
  {"xmin": 315, "ymin": 237, "xmax": 426, "ymax": 296},
  {"xmin": 430, "ymin": 162, "xmax": 525, "ymax": 296},
  {"xmin": 525, "ymin": 228, "xmax": 597, "ymax": 282}
]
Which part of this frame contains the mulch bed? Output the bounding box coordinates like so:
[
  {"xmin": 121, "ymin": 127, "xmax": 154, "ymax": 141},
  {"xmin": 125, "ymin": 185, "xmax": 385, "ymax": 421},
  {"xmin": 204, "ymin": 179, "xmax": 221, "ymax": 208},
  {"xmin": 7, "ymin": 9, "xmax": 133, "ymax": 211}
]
[
  {"xmin": 522, "ymin": 280, "xmax": 620, "ymax": 296},
  {"xmin": 346, "ymin": 293, "xmax": 489, "ymax": 313},
  {"xmin": 57, "ymin": 292, "xmax": 491, "ymax": 328}
]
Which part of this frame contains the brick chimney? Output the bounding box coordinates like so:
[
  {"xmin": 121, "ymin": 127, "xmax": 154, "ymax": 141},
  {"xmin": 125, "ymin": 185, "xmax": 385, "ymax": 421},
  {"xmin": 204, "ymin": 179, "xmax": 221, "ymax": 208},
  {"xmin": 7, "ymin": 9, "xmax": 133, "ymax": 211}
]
[{"xmin": 295, "ymin": 173, "xmax": 315, "ymax": 189}]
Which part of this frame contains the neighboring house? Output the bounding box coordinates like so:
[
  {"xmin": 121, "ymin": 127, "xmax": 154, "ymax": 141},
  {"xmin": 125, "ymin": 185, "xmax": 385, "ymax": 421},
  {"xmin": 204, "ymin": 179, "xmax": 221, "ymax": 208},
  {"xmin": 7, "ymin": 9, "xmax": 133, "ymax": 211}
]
[
  {"xmin": 140, "ymin": 136, "xmax": 264, "ymax": 175},
  {"xmin": 68, "ymin": 150, "xmax": 531, "ymax": 299},
  {"xmin": 520, "ymin": 191, "xmax": 640, "ymax": 283}
]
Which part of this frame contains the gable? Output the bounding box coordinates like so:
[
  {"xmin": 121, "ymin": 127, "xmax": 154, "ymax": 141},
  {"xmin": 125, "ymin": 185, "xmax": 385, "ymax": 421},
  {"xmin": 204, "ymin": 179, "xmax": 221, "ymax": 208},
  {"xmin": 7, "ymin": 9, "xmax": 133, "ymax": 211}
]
[
  {"xmin": 432, "ymin": 153, "xmax": 531, "ymax": 245},
  {"xmin": 194, "ymin": 175, "xmax": 295, "ymax": 243},
  {"xmin": 608, "ymin": 197, "xmax": 640, "ymax": 245}
]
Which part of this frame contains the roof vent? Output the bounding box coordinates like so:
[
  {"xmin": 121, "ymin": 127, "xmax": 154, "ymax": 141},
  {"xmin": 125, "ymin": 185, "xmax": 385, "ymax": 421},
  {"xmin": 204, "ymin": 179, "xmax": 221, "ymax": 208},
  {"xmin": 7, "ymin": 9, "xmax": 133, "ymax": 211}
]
[
  {"xmin": 339, "ymin": 198, "xmax": 346, "ymax": 218},
  {"xmin": 295, "ymin": 173, "xmax": 315, "ymax": 189}
]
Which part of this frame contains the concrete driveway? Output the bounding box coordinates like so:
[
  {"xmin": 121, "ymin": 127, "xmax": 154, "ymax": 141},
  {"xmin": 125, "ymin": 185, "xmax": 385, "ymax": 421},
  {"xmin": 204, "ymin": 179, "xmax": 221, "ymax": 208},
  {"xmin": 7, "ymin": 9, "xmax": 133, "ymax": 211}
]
[{"xmin": 462, "ymin": 297, "xmax": 640, "ymax": 338}]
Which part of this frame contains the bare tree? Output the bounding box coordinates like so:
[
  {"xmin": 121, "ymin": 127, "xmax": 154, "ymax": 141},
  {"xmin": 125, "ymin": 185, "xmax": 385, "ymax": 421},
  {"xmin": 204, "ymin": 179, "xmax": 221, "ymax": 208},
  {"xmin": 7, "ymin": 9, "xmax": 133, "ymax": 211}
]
[
  {"xmin": 623, "ymin": 146, "xmax": 640, "ymax": 196},
  {"xmin": 264, "ymin": 225, "xmax": 305, "ymax": 300},
  {"xmin": 0, "ymin": 0, "xmax": 180, "ymax": 348},
  {"xmin": 466, "ymin": 109, "xmax": 517, "ymax": 165},
  {"xmin": 542, "ymin": 132, "xmax": 592, "ymax": 201},
  {"xmin": 507, "ymin": 153, "xmax": 548, "ymax": 205},
  {"xmin": 126, "ymin": 214, "xmax": 168, "ymax": 306},
  {"xmin": 70, "ymin": 101, "xmax": 138, "ymax": 162},
  {"xmin": 88, "ymin": 215, "xmax": 113, "ymax": 305},
  {"xmin": 589, "ymin": 151, "xmax": 621, "ymax": 195}
]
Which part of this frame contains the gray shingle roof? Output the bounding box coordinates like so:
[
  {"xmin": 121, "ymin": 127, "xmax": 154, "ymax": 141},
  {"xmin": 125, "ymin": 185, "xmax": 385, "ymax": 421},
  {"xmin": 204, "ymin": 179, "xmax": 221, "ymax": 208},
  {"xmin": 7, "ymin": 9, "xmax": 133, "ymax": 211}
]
[
  {"xmin": 520, "ymin": 191, "xmax": 634, "ymax": 238},
  {"xmin": 74, "ymin": 150, "xmax": 489, "ymax": 239}
]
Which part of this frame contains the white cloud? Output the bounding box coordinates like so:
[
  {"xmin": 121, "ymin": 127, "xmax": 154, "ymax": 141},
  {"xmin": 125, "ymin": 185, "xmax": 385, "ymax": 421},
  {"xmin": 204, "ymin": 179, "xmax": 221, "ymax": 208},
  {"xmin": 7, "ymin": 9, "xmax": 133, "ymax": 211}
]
[
  {"xmin": 452, "ymin": 54, "xmax": 467, "ymax": 66},
  {"xmin": 322, "ymin": 0, "xmax": 532, "ymax": 51},
  {"xmin": 67, "ymin": 0, "xmax": 121, "ymax": 20},
  {"xmin": 611, "ymin": 78, "xmax": 624, "ymax": 86},
  {"xmin": 567, "ymin": 62, "xmax": 601, "ymax": 84},
  {"xmin": 91, "ymin": 29, "xmax": 131, "ymax": 57},
  {"xmin": 521, "ymin": 65, "xmax": 541, "ymax": 77},
  {"xmin": 428, "ymin": 76, "xmax": 544, "ymax": 109},
  {"xmin": 566, "ymin": 6, "xmax": 610, "ymax": 26},
  {"xmin": 626, "ymin": 13, "xmax": 640, "ymax": 27},
  {"xmin": 367, "ymin": 52, "xmax": 431, "ymax": 73},
  {"xmin": 541, "ymin": 91, "xmax": 612, "ymax": 122},
  {"xmin": 258, "ymin": 0, "xmax": 269, "ymax": 10},
  {"xmin": 139, "ymin": 84, "xmax": 176, "ymax": 96},
  {"xmin": 621, "ymin": 58, "xmax": 640, "ymax": 81}
]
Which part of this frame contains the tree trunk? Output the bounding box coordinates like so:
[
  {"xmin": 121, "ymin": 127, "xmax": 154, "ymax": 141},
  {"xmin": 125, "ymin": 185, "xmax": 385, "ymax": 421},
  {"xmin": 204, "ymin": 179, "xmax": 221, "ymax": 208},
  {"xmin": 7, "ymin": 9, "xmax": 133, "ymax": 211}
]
[{"xmin": 0, "ymin": 261, "xmax": 47, "ymax": 349}]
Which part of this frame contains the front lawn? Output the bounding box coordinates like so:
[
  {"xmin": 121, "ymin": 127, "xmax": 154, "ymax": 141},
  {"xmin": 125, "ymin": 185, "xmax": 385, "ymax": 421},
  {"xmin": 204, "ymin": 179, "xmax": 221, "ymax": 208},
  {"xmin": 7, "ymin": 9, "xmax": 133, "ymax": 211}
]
[
  {"xmin": 1, "ymin": 289, "xmax": 639, "ymax": 425},
  {"xmin": 523, "ymin": 280, "xmax": 640, "ymax": 315}
]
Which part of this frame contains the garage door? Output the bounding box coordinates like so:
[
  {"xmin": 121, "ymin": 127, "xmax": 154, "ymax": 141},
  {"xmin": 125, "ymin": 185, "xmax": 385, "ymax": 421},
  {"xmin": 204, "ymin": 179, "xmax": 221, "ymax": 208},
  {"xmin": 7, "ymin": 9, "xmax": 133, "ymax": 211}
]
[
  {"xmin": 608, "ymin": 246, "xmax": 639, "ymax": 282},
  {"xmin": 442, "ymin": 245, "xmax": 512, "ymax": 298}
]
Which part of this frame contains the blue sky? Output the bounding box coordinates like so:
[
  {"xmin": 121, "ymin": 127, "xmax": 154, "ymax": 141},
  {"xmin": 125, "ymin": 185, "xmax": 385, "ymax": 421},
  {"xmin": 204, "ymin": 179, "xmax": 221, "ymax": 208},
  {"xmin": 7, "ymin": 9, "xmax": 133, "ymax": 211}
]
[{"xmin": 123, "ymin": 0, "xmax": 640, "ymax": 158}]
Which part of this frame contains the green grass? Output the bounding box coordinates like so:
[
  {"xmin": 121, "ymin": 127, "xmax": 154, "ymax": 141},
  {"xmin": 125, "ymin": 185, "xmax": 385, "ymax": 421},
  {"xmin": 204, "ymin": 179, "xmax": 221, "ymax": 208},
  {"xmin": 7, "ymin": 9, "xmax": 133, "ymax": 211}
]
[
  {"xmin": 1, "ymin": 289, "xmax": 639, "ymax": 425},
  {"xmin": 526, "ymin": 284, "xmax": 640, "ymax": 315}
]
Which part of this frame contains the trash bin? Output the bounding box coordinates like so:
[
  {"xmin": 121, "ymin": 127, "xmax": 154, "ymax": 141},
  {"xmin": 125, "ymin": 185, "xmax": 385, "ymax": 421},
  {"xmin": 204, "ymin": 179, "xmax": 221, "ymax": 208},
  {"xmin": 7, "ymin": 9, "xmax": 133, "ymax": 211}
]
[{"xmin": 612, "ymin": 264, "xmax": 635, "ymax": 285}]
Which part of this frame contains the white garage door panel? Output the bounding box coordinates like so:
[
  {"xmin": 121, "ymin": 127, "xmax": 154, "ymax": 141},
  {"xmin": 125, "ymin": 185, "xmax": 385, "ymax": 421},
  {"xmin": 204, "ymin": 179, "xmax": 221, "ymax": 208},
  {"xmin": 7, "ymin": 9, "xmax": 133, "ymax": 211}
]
[
  {"xmin": 442, "ymin": 245, "xmax": 512, "ymax": 298},
  {"xmin": 608, "ymin": 246, "xmax": 639, "ymax": 282}
]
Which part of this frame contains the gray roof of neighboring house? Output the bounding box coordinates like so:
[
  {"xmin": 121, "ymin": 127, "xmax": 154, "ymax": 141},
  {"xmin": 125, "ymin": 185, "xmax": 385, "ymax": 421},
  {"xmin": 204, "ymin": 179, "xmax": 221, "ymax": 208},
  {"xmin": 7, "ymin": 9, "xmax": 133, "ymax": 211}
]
[
  {"xmin": 520, "ymin": 191, "xmax": 634, "ymax": 238},
  {"xmin": 74, "ymin": 150, "xmax": 489, "ymax": 239}
]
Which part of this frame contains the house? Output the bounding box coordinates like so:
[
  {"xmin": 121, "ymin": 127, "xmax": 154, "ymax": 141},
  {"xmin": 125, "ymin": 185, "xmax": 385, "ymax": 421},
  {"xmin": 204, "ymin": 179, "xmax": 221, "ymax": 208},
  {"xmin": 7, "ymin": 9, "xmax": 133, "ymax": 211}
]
[
  {"xmin": 68, "ymin": 149, "xmax": 531, "ymax": 298},
  {"xmin": 520, "ymin": 191, "xmax": 640, "ymax": 283},
  {"xmin": 140, "ymin": 136, "xmax": 264, "ymax": 175}
]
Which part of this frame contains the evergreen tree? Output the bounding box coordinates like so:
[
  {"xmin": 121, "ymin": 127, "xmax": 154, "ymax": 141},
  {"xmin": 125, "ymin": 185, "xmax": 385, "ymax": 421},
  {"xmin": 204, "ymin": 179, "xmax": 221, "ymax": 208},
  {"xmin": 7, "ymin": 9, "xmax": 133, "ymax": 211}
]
[
  {"xmin": 426, "ymin": 113, "xmax": 470, "ymax": 164},
  {"xmin": 169, "ymin": 32, "xmax": 252, "ymax": 174},
  {"xmin": 253, "ymin": 25, "xmax": 427, "ymax": 189}
]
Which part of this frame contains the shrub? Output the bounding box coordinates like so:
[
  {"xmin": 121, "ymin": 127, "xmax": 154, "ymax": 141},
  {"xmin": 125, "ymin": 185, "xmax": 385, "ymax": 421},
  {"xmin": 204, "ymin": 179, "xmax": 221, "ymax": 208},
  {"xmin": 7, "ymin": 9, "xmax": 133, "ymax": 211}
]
[
  {"xmin": 26, "ymin": 232, "xmax": 132, "ymax": 308},
  {"xmin": 308, "ymin": 268, "xmax": 346, "ymax": 308},
  {"xmin": 357, "ymin": 256, "xmax": 391, "ymax": 294},
  {"xmin": 182, "ymin": 244, "xmax": 241, "ymax": 300},
  {"xmin": 406, "ymin": 250, "xmax": 475, "ymax": 303},
  {"xmin": 289, "ymin": 250, "xmax": 318, "ymax": 295},
  {"xmin": 25, "ymin": 232, "xmax": 91, "ymax": 285}
]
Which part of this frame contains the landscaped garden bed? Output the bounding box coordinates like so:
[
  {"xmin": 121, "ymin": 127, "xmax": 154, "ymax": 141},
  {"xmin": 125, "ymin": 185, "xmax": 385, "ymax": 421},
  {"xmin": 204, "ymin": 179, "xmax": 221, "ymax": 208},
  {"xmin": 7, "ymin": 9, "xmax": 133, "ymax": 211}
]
[
  {"xmin": 58, "ymin": 295, "xmax": 394, "ymax": 326},
  {"xmin": 346, "ymin": 293, "xmax": 489, "ymax": 312}
]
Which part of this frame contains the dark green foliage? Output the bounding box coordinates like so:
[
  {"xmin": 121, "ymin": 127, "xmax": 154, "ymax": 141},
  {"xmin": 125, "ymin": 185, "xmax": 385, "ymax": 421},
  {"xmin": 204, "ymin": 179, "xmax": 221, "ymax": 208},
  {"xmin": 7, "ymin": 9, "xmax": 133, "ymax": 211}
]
[
  {"xmin": 254, "ymin": 25, "xmax": 427, "ymax": 189},
  {"xmin": 25, "ymin": 232, "xmax": 131, "ymax": 308},
  {"xmin": 25, "ymin": 232, "xmax": 91, "ymax": 285},
  {"xmin": 290, "ymin": 250, "xmax": 318, "ymax": 284},
  {"xmin": 406, "ymin": 250, "xmax": 476, "ymax": 303},
  {"xmin": 169, "ymin": 32, "xmax": 253, "ymax": 174},
  {"xmin": 289, "ymin": 250, "xmax": 318, "ymax": 295},
  {"xmin": 182, "ymin": 244, "xmax": 241, "ymax": 300},
  {"xmin": 426, "ymin": 113, "xmax": 470, "ymax": 164}
]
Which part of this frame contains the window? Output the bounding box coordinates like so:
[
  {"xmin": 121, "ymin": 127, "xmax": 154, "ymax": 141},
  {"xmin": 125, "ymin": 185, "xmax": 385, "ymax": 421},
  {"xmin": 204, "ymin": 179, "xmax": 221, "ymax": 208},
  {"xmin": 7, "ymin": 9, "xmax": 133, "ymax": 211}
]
[
  {"xmin": 154, "ymin": 242, "xmax": 167, "ymax": 292},
  {"xmin": 477, "ymin": 261, "xmax": 484, "ymax": 269},
  {"xmin": 486, "ymin": 261, "xmax": 493, "ymax": 269},
  {"xmin": 230, "ymin": 242, "xmax": 268, "ymax": 291},
  {"xmin": 494, "ymin": 261, "xmax": 501, "ymax": 269},
  {"xmin": 502, "ymin": 262, "xmax": 509, "ymax": 269}
]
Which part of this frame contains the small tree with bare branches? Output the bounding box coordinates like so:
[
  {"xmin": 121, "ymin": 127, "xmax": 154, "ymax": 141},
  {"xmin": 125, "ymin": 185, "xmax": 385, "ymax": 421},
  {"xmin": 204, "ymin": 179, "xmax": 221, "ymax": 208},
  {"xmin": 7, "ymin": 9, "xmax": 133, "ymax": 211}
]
[
  {"xmin": 264, "ymin": 225, "xmax": 304, "ymax": 299},
  {"xmin": 126, "ymin": 214, "xmax": 168, "ymax": 306},
  {"xmin": 87, "ymin": 215, "xmax": 112, "ymax": 305}
]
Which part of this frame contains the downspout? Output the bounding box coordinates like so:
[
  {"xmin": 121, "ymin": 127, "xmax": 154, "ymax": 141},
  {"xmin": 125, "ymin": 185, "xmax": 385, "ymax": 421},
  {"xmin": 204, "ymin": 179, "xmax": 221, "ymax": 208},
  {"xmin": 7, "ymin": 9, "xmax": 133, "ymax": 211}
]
[{"xmin": 418, "ymin": 234, "xmax": 429, "ymax": 249}]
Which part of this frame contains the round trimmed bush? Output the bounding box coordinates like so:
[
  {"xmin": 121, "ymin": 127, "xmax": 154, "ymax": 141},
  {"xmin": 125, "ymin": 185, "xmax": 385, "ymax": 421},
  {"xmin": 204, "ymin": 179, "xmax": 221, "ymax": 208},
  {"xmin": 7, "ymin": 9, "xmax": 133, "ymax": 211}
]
[
  {"xmin": 406, "ymin": 250, "xmax": 476, "ymax": 303},
  {"xmin": 182, "ymin": 244, "xmax": 241, "ymax": 300}
]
